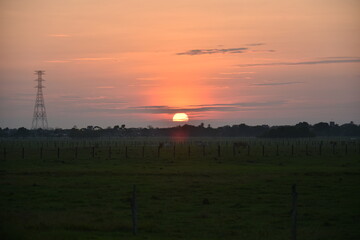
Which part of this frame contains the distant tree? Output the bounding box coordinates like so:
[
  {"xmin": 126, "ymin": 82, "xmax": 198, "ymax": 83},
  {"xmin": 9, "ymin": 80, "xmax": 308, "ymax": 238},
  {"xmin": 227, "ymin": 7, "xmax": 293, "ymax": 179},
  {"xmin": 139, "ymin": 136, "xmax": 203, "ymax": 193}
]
[
  {"xmin": 16, "ymin": 127, "xmax": 30, "ymax": 137},
  {"xmin": 69, "ymin": 127, "xmax": 80, "ymax": 138},
  {"xmin": 340, "ymin": 122, "xmax": 359, "ymax": 136},
  {"xmin": 313, "ymin": 122, "xmax": 330, "ymax": 136},
  {"xmin": 261, "ymin": 122, "xmax": 315, "ymax": 138}
]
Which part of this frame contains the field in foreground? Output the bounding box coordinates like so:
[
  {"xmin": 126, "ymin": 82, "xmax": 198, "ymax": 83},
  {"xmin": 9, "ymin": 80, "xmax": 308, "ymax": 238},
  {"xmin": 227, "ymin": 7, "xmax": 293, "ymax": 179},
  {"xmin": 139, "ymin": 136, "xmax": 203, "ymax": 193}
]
[{"xmin": 0, "ymin": 138, "xmax": 359, "ymax": 240}]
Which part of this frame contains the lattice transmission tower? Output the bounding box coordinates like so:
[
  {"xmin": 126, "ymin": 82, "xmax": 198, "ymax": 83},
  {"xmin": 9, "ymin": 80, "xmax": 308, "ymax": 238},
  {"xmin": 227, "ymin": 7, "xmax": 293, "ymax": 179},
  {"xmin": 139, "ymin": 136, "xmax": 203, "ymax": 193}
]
[{"xmin": 31, "ymin": 70, "xmax": 49, "ymax": 129}]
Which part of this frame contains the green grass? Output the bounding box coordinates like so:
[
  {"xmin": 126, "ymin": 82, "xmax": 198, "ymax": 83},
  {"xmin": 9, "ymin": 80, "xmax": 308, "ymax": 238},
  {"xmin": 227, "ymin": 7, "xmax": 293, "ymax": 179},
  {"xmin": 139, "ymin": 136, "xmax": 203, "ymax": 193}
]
[{"xmin": 0, "ymin": 138, "xmax": 359, "ymax": 239}]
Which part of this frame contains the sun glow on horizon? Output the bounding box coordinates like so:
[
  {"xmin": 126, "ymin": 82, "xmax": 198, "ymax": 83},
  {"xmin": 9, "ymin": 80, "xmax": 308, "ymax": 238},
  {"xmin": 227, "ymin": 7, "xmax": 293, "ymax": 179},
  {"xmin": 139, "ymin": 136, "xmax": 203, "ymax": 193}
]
[{"xmin": 172, "ymin": 113, "xmax": 189, "ymax": 122}]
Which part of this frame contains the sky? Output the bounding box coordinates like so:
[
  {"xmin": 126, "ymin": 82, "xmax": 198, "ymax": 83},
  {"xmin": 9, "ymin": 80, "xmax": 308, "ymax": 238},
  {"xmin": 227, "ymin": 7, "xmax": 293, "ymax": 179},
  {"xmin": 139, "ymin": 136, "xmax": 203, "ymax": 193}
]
[{"xmin": 0, "ymin": 0, "xmax": 359, "ymax": 129}]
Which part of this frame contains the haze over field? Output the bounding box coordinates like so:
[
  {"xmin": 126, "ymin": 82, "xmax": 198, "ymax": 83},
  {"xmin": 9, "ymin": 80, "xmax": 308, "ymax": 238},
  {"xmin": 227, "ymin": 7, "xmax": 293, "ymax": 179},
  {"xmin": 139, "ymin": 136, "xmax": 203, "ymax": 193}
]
[{"xmin": 0, "ymin": 0, "xmax": 359, "ymax": 128}]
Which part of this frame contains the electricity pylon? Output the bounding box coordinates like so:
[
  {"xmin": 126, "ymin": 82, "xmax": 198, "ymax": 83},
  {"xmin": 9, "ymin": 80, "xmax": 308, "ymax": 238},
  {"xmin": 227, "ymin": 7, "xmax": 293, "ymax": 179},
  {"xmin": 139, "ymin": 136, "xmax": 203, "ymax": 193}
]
[{"xmin": 31, "ymin": 70, "xmax": 48, "ymax": 129}]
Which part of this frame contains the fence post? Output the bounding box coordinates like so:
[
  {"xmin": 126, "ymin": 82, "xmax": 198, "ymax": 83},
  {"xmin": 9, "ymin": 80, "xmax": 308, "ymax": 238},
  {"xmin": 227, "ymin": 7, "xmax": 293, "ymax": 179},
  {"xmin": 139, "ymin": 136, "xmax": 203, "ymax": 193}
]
[
  {"xmin": 202, "ymin": 145, "xmax": 205, "ymax": 157},
  {"xmin": 247, "ymin": 145, "xmax": 250, "ymax": 156},
  {"xmin": 173, "ymin": 145, "xmax": 176, "ymax": 159},
  {"xmin": 92, "ymin": 147, "xmax": 95, "ymax": 158},
  {"xmin": 217, "ymin": 144, "xmax": 221, "ymax": 157},
  {"xmin": 306, "ymin": 144, "xmax": 308, "ymax": 156},
  {"xmin": 22, "ymin": 147, "xmax": 25, "ymax": 159},
  {"xmin": 345, "ymin": 144, "xmax": 348, "ymax": 155},
  {"xmin": 291, "ymin": 184, "xmax": 298, "ymax": 240},
  {"xmin": 3, "ymin": 147, "xmax": 6, "ymax": 161},
  {"xmin": 276, "ymin": 145, "xmax": 279, "ymax": 156},
  {"xmin": 109, "ymin": 146, "xmax": 112, "ymax": 159},
  {"xmin": 40, "ymin": 147, "xmax": 43, "ymax": 160},
  {"xmin": 291, "ymin": 145, "xmax": 294, "ymax": 156},
  {"xmin": 188, "ymin": 145, "xmax": 191, "ymax": 158},
  {"xmin": 75, "ymin": 147, "xmax": 78, "ymax": 159},
  {"xmin": 131, "ymin": 185, "xmax": 138, "ymax": 235},
  {"xmin": 262, "ymin": 145, "xmax": 265, "ymax": 156},
  {"xmin": 57, "ymin": 147, "xmax": 60, "ymax": 160},
  {"xmin": 142, "ymin": 146, "xmax": 145, "ymax": 158},
  {"xmin": 319, "ymin": 143, "xmax": 322, "ymax": 156}
]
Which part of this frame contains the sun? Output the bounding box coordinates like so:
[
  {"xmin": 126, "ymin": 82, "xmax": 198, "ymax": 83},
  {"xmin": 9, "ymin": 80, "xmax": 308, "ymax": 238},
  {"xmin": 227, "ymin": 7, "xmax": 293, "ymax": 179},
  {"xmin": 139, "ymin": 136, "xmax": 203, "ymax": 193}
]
[{"xmin": 172, "ymin": 113, "xmax": 189, "ymax": 122}]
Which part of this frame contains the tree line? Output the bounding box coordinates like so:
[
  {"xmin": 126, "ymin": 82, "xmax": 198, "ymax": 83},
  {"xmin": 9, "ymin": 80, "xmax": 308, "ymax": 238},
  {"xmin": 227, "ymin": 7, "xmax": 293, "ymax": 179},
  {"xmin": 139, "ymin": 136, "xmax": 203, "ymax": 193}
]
[{"xmin": 1, "ymin": 121, "xmax": 359, "ymax": 138}]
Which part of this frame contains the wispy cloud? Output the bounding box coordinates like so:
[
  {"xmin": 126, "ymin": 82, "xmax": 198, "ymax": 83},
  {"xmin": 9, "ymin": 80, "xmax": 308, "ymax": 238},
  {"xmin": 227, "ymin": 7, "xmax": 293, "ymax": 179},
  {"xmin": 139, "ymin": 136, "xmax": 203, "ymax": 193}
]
[
  {"xmin": 44, "ymin": 60, "xmax": 70, "ymax": 63},
  {"xmin": 177, "ymin": 47, "xmax": 248, "ymax": 55},
  {"xmin": 71, "ymin": 57, "xmax": 116, "ymax": 61},
  {"xmin": 176, "ymin": 43, "xmax": 274, "ymax": 56},
  {"xmin": 248, "ymin": 50, "xmax": 275, "ymax": 53},
  {"xmin": 246, "ymin": 43, "xmax": 265, "ymax": 46},
  {"xmin": 252, "ymin": 81, "xmax": 304, "ymax": 86},
  {"xmin": 128, "ymin": 83, "xmax": 159, "ymax": 87},
  {"xmin": 136, "ymin": 77, "xmax": 165, "ymax": 81},
  {"xmin": 48, "ymin": 34, "xmax": 71, "ymax": 38},
  {"xmin": 71, "ymin": 100, "xmax": 287, "ymax": 115},
  {"xmin": 60, "ymin": 95, "xmax": 126, "ymax": 105},
  {"xmin": 124, "ymin": 101, "xmax": 286, "ymax": 114},
  {"xmin": 219, "ymin": 72, "xmax": 255, "ymax": 75},
  {"xmin": 189, "ymin": 101, "xmax": 286, "ymax": 108},
  {"xmin": 96, "ymin": 86, "xmax": 115, "ymax": 89},
  {"xmin": 45, "ymin": 57, "xmax": 116, "ymax": 63},
  {"xmin": 239, "ymin": 57, "xmax": 360, "ymax": 67}
]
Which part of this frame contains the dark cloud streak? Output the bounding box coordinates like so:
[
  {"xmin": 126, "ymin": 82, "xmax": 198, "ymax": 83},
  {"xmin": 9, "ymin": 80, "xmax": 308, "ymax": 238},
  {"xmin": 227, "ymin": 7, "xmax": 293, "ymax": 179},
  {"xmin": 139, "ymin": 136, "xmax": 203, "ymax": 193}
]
[
  {"xmin": 123, "ymin": 101, "xmax": 286, "ymax": 114},
  {"xmin": 239, "ymin": 58, "xmax": 360, "ymax": 67},
  {"xmin": 176, "ymin": 43, "xmax": 275, "ymax": 56},
  {"xmin": 177, "ymin": 47, "xmax": 248, "ymax": 55},
  {"xmin": 252, "ymin": 81, "xmax": 304, "ymax": 86}
]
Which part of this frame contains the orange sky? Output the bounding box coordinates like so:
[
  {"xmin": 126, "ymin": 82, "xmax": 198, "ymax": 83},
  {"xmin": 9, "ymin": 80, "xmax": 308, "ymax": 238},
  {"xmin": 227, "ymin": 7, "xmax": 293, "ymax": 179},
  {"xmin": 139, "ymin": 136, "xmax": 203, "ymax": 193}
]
[{"xmin": 0, "ymin": 0, "xmax": 359, "ymax": 128}]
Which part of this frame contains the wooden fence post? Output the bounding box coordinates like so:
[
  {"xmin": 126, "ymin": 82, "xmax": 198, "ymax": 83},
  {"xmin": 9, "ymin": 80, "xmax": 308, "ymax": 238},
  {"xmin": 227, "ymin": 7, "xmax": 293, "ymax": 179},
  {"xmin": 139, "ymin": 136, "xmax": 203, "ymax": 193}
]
[
  {"xmin": 40, "ymin": 147, "xmax": 43, "ymax": 160},
  {"xmin": 75, "ymin": 147, "xmax": 78, "ymax": 159},
  {"xmin": 22, "ymin": 147, "xmax": 25, "ymax": 159},
  {"xmin": 131, "ymin": 185, "xmax": 138, "ymax": 235},
  {"xmin": 108, "ymin": 146, "xmax": 112, "ymax": 159},
  {"xmin": 291, "ymin": 145, "xmax": 294, "ymax": 156},
  {"xmin": 345, "ymin": 144, "xmax": 348, "ymax": 155},
  {"xmin": 291, "ymin": 184, "xmax": 298, "ymax": 240},
  {"xmin": 262, "ymin": 145, "xmax": 265, "ymax": 156},
  {"xmin": 173, "ymin": 145, "xmax": 176, "ymax": 159},
  {"xmin": 247, "ymin": 145, "xmax": 250, "ymax": 156},
  {"xmin": 57, "ymin": 147, "xmax": 60, "ymax": 160},
  {"xmin": 3, "ymin": 147, "xmax": 6, "ymax": 161},
  {"xmin": 217, "ymin": 144, "xmax": 221, "ymax": 157}
]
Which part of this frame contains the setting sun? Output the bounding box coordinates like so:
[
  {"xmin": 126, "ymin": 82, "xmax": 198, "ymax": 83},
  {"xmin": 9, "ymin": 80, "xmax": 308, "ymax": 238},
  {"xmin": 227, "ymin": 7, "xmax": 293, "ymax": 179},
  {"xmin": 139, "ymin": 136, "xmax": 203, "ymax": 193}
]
[{"xmin": 172, "ymin": 113, "xmax": 189, "ymax": 122}]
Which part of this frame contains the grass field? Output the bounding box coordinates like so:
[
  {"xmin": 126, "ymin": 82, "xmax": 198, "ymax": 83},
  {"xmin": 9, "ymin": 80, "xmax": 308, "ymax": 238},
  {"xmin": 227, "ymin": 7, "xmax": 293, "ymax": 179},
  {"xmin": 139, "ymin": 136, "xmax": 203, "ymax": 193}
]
[{"xmin": 0, "ymin": 138, "xmax": 359, "ymax": 240}]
